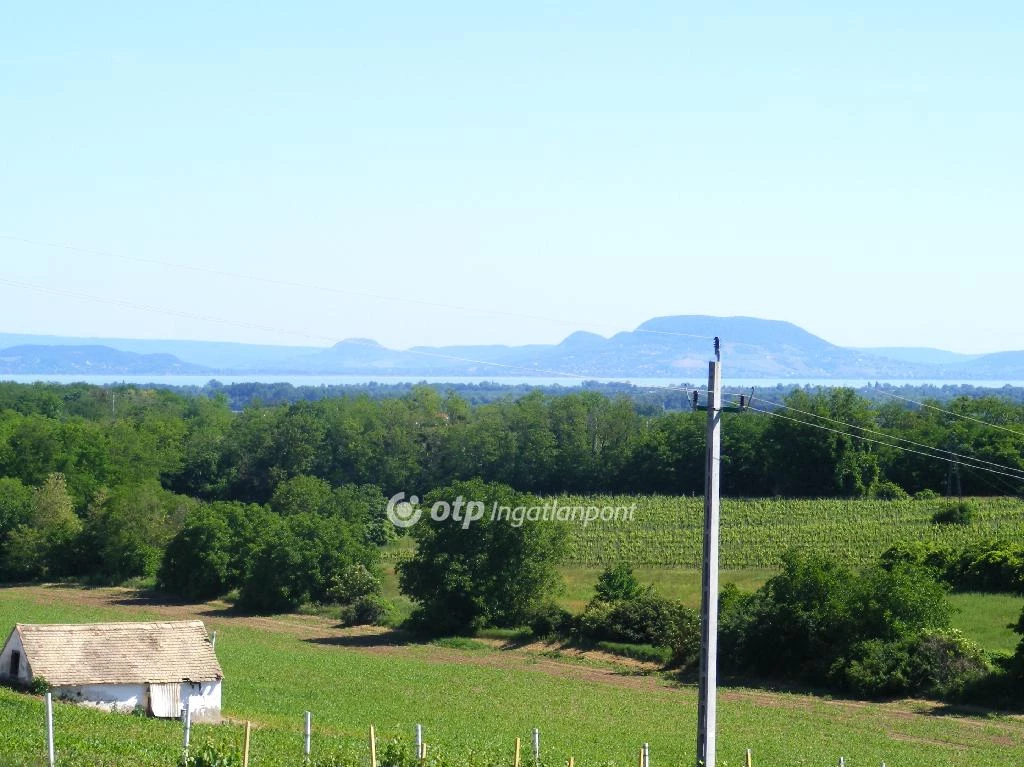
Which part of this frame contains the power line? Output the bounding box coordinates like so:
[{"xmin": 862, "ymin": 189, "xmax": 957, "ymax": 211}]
[
  {"xmin": 731, "ymin": 393, "xmax": 1024, "ymax": 480},
  {"xmin": 875, "ymin": 389, "xmax": 1024, "ymax": 439},
  {"xmin": 735, "ymin": 399, "xmax": 1024, "ymax": 485}
]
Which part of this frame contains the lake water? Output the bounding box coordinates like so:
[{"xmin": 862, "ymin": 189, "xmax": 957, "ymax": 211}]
[{"xmin": 2, "ymin": 374, "xmax": 1023, "ymax": 389}]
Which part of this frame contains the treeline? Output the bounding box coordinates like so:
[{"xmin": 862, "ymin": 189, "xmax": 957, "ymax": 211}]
[
  {"xmin": 129, "ymin": 378, "xmax": 1024, "ymax": 411},
  {"xmin": 2, "ymin": 381, "xmax": 1022, "ymax": 504}
]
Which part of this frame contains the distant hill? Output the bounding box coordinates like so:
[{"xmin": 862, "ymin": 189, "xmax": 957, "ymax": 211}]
[
  {"xmin": 857, "ymin": 347, "xmax": 981, "ymax": 366},
  {"xmin": 1, "ymin": 318, "xmax": 1023, "ymax": 380},
  {"xmin": 0, "ymin": 345, "xmax": 209, "ymax": 375},
  {"xmin": 0, "ymin": 334, "xmax": 321, "ymax": 370}
]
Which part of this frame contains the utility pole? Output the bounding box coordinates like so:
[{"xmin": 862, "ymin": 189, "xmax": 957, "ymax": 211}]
[{"xmin": 696, "ymin": 345, "xmax": 721, "ymax": 767}]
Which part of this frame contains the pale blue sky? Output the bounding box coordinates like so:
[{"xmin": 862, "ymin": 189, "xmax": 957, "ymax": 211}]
[{"xmin": 1, "ymin": 3, "xmax": 1021, "ymax": 353}]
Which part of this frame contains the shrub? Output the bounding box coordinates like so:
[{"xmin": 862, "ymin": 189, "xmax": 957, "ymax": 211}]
[
  {"xmin": 528, "ymin": 603, "xmax": 573, "ymax": 638},
  {"xmin": 183, "ymin": 741, "xmax": 241, "ymax": 767},
  {"xmin": 594, "ymin": 563, "xmax": 647, "ymax": 602},
  {"xmin": 576, "ymin": 593, "xmax": 699, "ymax": 668},
  {"xmin": 913, "ymin": 488, "xmax": 939, "ymax": 500},
  {"xmin": 831, "ymin": 630, "xmax": 988, "ymax": 699},
  {"xmin": 721, "ymin": 550, "xmax": 952, "ymax": 689},
  {"xmin": 337, "ymin": 595, "xmax": 394, "ymax": 627},
  {"xmin": 932, "ymin": 501, "xmax": 975, "ymax": 525},
  {"xmin": 870, "ymin": 480, "xmax": 908, "ymax": 500}
]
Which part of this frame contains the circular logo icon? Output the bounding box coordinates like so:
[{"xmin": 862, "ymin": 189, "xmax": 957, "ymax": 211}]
[{"xmin": 386, "ymin": 492, "xmax": 422, "ymax": 528}]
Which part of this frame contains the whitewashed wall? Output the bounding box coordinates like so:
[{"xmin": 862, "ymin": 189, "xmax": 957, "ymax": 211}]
[
  {"xmin": 54, "ymin": 683, "xmax": 147, "ymax": 713},
  {"xmin": 0, "ymin": 631, "xmax": 29, "ymax": 684},
  {"xmin": 183, "ymin": 680, "xmax": 222, "ymax": 721}
]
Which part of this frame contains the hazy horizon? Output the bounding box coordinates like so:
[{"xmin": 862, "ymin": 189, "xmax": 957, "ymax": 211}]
[{"xmin": 2, "ymin": 5, "xmax": 1021, "ymax": 355}]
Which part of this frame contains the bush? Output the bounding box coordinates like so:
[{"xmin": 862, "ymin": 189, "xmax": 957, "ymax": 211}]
[
  {"xmin": 932, "ymin": 501, "xmax": 975, "ymax": 525},
  {"xmin": 528, "ymin": 603, "xmax": 573, "ymax": 637},
  {"xmin": 720, "ymin": 550, "xmax": 952, "ymax": 690},
  {"xmin": 337, "ymin": 595, "xmax": 394, "ymax": 627},
  {"xmin": 870, "ymin": 480, "xmax": 908, "ymax": 500},
  {"xmin": 832, "ymin": 630, "xmax": 988, "ymax": 699},
  {"xmin": 183, "ymin": 741, "xmax": 241, "ymax": 767},
  {"xmin": 576, "ymin": 593, "xmax": 699, "ymax": 668},
  {"xmin": 594, "ymin": 563, "xmax": 647, "ymax": 602},
  {"xmin": 913, "ymin": 489, "xmax": 939, "ymax": 500}
]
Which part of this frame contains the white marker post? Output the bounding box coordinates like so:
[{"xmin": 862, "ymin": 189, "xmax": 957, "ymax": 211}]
[
  {"xmin": 642, "ymin": 742, "xmax": 649, "ymax": 767},
  {"xmin": 45, "ymin": 692, "xmax": 55, "ymax": 767},
  {"xmin": 182, "ymin": 700, "xmax": 192, "ymax": 754},
  {"xmin": 304, "ymin": 711, "xmax": 312, "ymax": 761},
  {"xmin": 416, "ymin": 724, "xmax": 423, "ymax": 759},
  {"xmin": 532, "ymin": 728, "xmax": 540, "ymax": 767}
]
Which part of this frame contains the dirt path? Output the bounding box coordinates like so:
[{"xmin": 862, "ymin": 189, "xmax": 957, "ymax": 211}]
[{"xmin": 9, "ymin": 584, "xmax": 1024, "ymax": 747}]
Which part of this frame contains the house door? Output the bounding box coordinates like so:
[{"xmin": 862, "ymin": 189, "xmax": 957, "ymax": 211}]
[{"xmin": 148, "ymin": 683, "xmax": 182, "ymax": 718}]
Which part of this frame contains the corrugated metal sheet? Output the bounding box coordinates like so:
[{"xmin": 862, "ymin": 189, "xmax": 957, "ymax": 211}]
[
  {"xmin": 13, "ymin": 621, "xmax": 222, "ymax": 686},
  {"xmin": 149, "ymin": 682, "xmax": 182, "ymax": 718}
]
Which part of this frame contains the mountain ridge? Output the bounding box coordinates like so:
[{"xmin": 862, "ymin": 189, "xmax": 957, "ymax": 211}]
[{"xmin": 0, "ymin": 318, "xmax": 1020, "ymax": 379}]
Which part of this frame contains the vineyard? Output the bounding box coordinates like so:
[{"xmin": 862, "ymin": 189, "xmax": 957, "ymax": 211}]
[{"xmin": 556, "ymin": 496, "xmax": 1024, "ymax": 568}]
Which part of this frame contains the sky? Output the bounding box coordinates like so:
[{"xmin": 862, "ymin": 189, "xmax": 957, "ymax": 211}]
[{"xmin": 1, "ymin": 3, "xmax": 1021, "ymax": 354}]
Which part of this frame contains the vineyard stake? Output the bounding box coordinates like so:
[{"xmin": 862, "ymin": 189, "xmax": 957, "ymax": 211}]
[
  {"xmin": 515, "ymin": 737, "xmax": 521, "ymax": 767},
  {"xmin": 416, "ymin": 724, "xmax": 423, "ymax": 761},
  {"xmin": 696, "ymin": 353, "xmax": 722, "ymax": 767},
  {"xmin": 182, "ymin": 700, "xmax": 192, "ymax": 755},
  {"xmin": 637, "ymin": 747, "xmax": 643, "ymax": 767},
  {"xmin": 304, "ymin": 711, "xmax": 312, "ymax": 761},
  {"xmin": 45, "ymin": 692, "xmax": 54, "ymax": 767},
  {"xmin": 643, "ymin": 742, "xmax": 649, "ymax": 767},
  {"xmin": 243, "ymin": 721, "xmax": 252, "ymax": 767},
  {"xmin": 745, "ymin": 748, "xmax": 752, "ymax": 767},
  {"xmin": 568, "ymin": 757, "xmax": 574, "ymax": 767},
  {"xmin": 370, "ymin": 725, "xmax": 378, "ymax": 767},
  {"xmin": 532, "ymin": 728, "xmax": 540, "ymax": 767}
]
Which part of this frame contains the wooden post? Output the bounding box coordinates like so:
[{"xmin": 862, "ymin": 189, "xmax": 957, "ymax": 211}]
[
  {"xmin": 745, "ymin": 748, "xmax": 752, "ymax": 767},
  {"xmin": 515, "ymin": 737, "xmax": 521, "ymax": 767},
  {"xmin": 45, "ymin": 692, "xmax": 55, "ymax": 767},
  {"xmin": 696, "ymin": 357, "xmax": 721, "ymax": 767},
  {"xmin": 421, "ymin": 744, "xmax": 428, "ymax": 762},
  {"xmin": 369, "ymin": 725, "xmax": 378, "ymax": 767},
  {"xmin": 243, "ymin": 721, "xmax": 252, "ymax": 767},
  {"xmin": 638, "ymin": 748, "xmax": 644, "ymax": 767},
  {"xmin": 304, "ymin": 711, "xmax": 312, "ymax": 761},
  {"xmin": 568, "ymin": 758, "xmax": 574, "ymax": 767}
]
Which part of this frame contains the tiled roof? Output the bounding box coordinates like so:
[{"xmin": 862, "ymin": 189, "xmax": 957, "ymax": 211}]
[{"xmin": 12, "ymin": 621, "xmax": 223, "ymax": 686}]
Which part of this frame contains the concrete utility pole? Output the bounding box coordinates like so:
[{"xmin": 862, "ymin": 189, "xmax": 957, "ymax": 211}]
[{"xmin": 696, "ymin": 352, "xmax": 722, "ymax": 767}]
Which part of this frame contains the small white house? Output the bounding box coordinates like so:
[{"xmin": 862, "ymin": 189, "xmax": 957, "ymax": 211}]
[{"xmin": 0, "ymin": 620, "xmax": 223, "ymax": 720}]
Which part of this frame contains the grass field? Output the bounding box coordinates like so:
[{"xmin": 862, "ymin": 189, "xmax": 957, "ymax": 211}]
[{"xmin": 3, "ymin": 586, "xmax": 1024, "ymax": 767}]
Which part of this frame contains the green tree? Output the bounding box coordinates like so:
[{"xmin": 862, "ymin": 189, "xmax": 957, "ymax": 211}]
[
  {"xmin": 0, "ymin": 473, "xmax": 82, "ymax": 580},
  {"xmin": 397, "ymin": 479, "xmax": 567, "ymax": 634}
]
